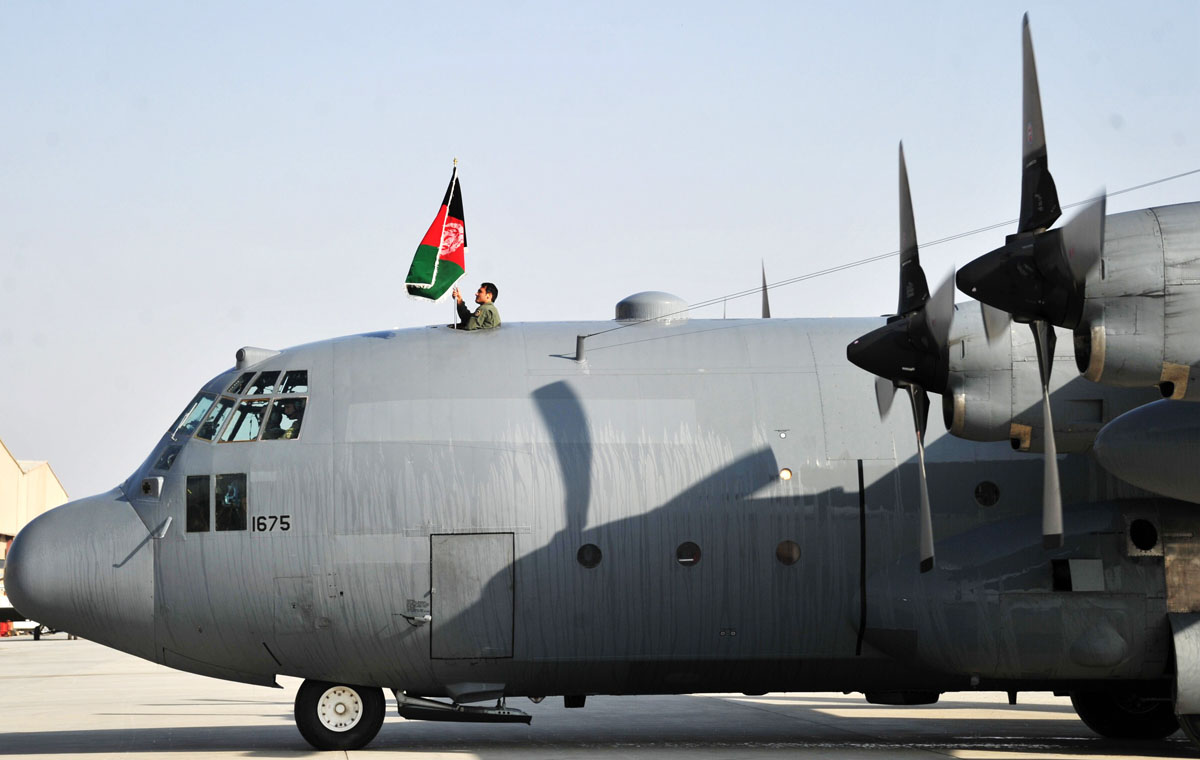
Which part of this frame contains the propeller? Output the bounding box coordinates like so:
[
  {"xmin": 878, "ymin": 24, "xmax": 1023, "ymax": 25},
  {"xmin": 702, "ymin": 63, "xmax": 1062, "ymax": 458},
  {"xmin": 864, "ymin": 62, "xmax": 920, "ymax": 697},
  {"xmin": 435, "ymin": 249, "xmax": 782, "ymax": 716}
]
[
  {"xmin": 848, "ymin": 142, "xmax": 955, "ymax": 572},
  {"xmin": 981, "ymin": 303, "xmax": 1011, "ymax": 344},
  {"xmin": 955, "ymin": 14, "xmax": 1105, "ymax": 549}
]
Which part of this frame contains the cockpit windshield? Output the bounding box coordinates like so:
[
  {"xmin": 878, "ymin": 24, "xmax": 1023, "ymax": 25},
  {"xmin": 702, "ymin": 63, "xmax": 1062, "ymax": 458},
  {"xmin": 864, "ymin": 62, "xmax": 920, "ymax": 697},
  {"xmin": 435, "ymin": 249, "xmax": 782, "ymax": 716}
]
[
  {"xmin": 262, "ymin": 398, "xmax": 306, "ymax": 440},
  {"xmin": 280, "ymin": 370, "xmax": 308, "ymax": 393},
  {"xmin": 196, "ymin": 397, "xmax": 235, "ymax": 441},
  {"xmin": 170, "ymin": 393, "xmax": 217, "ymax": 440},
  {"xmin": 179, "ymin": 368, "xmax": 309, "ymax": 443},
  {"xmin": 226, "ymin": 372, "xmax": 255, "ymax": 395},
  {"xmin": 246, "ymin": 371, "xmax": 280, "ymax": 396},
  {"xmin": 220, "ymin": 399, "xmax": 270, "ymax": 442}
]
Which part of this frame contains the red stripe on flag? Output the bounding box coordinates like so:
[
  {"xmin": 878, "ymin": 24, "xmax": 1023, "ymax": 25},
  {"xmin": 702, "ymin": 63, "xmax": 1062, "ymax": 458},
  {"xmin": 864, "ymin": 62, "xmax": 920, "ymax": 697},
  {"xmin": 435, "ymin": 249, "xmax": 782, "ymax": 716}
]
[{"xmin": 419, "ymin": 205, "xmax": 448, "ymax": 249}]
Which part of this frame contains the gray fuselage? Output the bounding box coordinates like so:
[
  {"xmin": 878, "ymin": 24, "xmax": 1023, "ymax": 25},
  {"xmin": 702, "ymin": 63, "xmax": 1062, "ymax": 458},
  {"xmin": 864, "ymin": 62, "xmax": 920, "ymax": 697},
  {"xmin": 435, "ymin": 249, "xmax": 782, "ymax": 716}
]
[{"xmin": 6, "ymin": 315, "xmax": 1175, "ymax": 700}]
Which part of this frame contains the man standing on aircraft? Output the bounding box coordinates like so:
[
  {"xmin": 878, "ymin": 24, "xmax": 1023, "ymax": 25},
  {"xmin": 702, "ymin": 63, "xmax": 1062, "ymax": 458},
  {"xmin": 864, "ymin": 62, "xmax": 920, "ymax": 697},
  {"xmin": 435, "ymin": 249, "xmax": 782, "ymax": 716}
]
[{"xmin": 452, "ymin": 282, "xmax": 501, "ymax": 330}]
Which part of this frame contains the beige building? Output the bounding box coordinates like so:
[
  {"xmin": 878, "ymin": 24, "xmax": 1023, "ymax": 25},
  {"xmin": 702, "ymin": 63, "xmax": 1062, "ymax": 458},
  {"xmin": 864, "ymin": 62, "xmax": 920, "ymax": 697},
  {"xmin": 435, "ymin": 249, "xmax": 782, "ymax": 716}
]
[{"xmin": 1, "ymin": 437, "xmax": 68, "ymax": 552}]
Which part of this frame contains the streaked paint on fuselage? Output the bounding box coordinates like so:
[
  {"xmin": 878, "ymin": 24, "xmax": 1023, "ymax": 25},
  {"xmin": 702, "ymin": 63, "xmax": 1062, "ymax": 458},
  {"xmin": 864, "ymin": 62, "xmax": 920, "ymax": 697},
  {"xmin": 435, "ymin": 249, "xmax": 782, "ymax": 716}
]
[{"xmin": 6, "ymin": 315, "xmax": 1170, "ymax": 700}]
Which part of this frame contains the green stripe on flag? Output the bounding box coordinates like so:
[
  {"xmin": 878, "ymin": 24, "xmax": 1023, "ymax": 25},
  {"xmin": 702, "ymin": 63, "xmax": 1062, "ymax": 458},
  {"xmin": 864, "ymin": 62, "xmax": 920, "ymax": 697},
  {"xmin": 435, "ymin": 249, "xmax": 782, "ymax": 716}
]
[
  {"xmin": 407, "ymin": 259, "xmax": 464, "ymax": 301},
  {"xmin": 405, "ymin": 244, "xmax": 440, "ymax": 288}
]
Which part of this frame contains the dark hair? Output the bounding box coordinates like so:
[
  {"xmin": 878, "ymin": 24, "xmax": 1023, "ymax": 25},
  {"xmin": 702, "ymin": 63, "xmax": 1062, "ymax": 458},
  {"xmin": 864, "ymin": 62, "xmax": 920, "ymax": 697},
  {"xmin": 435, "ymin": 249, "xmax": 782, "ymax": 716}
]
[{"xmin": 481, "ymin": 282, "xmax": 498, "ymax": 302}]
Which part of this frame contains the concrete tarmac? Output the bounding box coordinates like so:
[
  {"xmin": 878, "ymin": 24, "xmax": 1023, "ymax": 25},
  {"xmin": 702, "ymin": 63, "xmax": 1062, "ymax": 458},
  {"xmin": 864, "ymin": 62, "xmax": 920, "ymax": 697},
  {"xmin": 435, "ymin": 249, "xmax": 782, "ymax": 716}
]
[{"xmin": 1, "ymin": 633, "xmax": 1197, "ymax": 759}]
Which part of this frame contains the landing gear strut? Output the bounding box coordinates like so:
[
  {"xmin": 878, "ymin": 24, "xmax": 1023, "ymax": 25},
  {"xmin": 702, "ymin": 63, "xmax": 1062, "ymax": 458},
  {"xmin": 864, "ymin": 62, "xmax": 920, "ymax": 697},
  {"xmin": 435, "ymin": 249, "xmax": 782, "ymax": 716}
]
[
  {"xmin": 1070, "ymin": 690, "xmax": 1178, "ymax": 740},
  {"xmin": 294, "ymin": 679, "xmax": 385, "ymax": 750}
]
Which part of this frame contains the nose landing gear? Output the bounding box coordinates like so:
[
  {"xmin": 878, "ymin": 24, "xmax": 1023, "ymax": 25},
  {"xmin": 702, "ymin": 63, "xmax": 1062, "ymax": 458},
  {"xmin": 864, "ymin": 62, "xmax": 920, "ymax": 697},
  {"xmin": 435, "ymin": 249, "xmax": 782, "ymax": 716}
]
[{"xmin": 294, "ymin": 679, "xmax": 385, "ymax": 750}]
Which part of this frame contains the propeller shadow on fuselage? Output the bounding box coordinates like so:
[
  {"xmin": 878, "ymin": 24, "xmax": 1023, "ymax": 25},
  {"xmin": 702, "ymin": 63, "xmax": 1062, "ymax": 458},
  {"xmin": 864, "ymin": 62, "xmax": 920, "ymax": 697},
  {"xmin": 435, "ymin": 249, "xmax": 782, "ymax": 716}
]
[{"xmin": 424, "ymin": 380, "xmax": 1087, "ymax": 699}]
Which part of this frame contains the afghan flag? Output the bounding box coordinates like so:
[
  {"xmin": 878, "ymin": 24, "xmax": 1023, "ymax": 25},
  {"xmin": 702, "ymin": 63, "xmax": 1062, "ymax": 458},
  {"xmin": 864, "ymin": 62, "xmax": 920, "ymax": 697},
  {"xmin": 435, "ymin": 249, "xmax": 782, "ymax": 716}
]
[{"xmin": 405, "ymin": 165, "xmax": 466, "ymax": 301}]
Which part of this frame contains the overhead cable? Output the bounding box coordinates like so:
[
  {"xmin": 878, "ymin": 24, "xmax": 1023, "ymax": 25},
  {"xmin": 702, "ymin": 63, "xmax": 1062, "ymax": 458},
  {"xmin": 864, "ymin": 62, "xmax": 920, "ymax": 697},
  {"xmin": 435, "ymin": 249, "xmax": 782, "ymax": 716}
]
[{"xmin": 582, "ymin": 167, "xmax": 1200, "ymax": 339}]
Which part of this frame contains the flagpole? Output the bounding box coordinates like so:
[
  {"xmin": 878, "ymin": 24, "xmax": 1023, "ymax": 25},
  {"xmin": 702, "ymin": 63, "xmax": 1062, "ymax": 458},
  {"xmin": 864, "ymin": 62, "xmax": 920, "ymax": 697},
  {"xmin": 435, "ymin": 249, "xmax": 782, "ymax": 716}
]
[{"xmin": 450, "ymin": 157, "xmax": 459, "ymax": 328}]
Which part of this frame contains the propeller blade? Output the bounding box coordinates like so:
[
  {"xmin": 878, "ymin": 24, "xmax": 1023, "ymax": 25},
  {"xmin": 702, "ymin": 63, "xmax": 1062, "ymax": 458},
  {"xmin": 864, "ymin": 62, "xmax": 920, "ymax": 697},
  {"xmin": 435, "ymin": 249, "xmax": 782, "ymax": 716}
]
[
  {"xmin": 897, "ymin": 142, "xmax": 930, "ymax": 316},
  {"xmin": 1031, "ymin": 319, "xmax": 1064, "ymax": 548},
  {"xmin": 905, "ymin": 385, "xmax": 935, "ymax": 572},
  {"xmin": 1041, "ymin": 378, "xmax": 1063, "ymax": 548},
  {"xmin": 958, "ymin": 17, "xmax": 1096, "ymax": 334},
  {"xmin": 1060, "ymin": 191, "xmax": 1107, "ymax": 282},
  {"xmin": 875, "ymin": 376, "xmax": 897, "ymax": 419},
  {"xmin": 981, "ymin": 303, "xmax": 1011, "ymax": 343},
  {"xmin": 1019, "ymin": 14, "xmax": 1061, "ymax": 234},
  {"xmin": 761, "ymin": 261, "xmax": 771, "ymax": 319},
  {"xmin": 923, "ymin": 270, "xmax": 956, "ymax": 349}
]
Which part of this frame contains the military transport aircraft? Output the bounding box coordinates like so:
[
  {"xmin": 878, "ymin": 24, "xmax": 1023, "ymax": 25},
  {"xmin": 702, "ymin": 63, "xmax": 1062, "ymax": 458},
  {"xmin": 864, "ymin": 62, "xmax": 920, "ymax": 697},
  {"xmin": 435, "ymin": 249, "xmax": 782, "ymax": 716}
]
[{"xmin": 8, "ymin": 15, "xmax": 1200, "ymax": 752}]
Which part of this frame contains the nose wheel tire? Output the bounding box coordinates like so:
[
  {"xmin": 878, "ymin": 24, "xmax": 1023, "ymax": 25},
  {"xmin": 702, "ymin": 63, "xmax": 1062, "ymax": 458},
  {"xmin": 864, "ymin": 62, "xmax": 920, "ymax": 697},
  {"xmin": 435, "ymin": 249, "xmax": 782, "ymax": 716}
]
[{"xmin": 294, "ymin": 679, "xmax": 385, "ymax": 750}]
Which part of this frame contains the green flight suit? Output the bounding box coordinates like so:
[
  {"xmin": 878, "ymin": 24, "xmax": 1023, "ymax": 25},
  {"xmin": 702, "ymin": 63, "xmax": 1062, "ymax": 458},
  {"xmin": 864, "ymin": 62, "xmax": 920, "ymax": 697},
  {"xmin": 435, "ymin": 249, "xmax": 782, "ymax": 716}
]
[{"xmin": 456, "ymin": 301, "xmax": 501, "ymax": 330}]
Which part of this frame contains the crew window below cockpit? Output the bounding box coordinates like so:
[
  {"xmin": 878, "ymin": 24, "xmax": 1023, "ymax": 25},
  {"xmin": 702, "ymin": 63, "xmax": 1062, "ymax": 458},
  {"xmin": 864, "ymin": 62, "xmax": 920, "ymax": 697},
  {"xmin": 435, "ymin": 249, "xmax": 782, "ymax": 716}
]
[
  {"xmin": 195, "ymin": 397, "xmax": 235, "ymax": 441},
  {"xmin": 261, "ymin": 397, "xmax": 306, "ymax": 440},
  {"xmin": 215, "ymin": 473, "xmax": 247, "ymax": 531},
  {"xmin": 186, "ymin": 475, "xmax": 210, "ymax": 532},
  {"xmin": 153, "ymin": 445, "xmax": 182, "ymax": 471},
  {"xmin": 246, "ymin": 371, "xmax": 280, "ymax": 396},
  {"xmin": 170, "ymin": 393, "xmax": 216, "ymax": 439},
  {"xmin": 220, "ymin": 399, "xmax": 270, "ymax": 443}
]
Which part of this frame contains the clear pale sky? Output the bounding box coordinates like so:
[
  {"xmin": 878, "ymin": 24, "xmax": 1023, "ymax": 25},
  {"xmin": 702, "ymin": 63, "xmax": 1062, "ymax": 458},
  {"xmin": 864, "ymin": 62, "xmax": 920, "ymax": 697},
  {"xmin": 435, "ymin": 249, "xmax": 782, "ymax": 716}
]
[{"xmin": 3, "ymin": 1, "xmax": 1199, "ymax": 499}]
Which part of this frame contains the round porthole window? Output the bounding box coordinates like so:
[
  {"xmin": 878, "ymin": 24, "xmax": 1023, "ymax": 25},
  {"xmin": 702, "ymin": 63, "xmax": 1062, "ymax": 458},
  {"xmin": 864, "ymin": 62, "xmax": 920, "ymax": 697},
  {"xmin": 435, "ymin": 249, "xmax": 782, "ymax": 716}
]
[
  {"xmin": 974, "ymin": 481, "xmax": 1000, "ymax": 508},
  {"xmin": 577, "ymin": 543, "xmax": 602, "ymax": 569},
  {"xmin": 676, "ymin": 541, "xmax": 701, "ymax": 567},
  {"xmin": 1130, "ymin": 519, "xmax": 1159, "ymax": 551},
  {"xmin": 776, "ymin": 540, "xmax": 801, "ymax": 566}
]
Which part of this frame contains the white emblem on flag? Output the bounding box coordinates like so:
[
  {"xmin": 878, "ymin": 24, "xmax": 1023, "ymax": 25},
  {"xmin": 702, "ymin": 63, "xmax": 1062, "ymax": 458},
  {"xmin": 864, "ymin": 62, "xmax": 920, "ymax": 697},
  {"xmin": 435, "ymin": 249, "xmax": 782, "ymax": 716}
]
[{"xmin": 441, "ymin": 220, "xmax": 465, "ymax": 253}]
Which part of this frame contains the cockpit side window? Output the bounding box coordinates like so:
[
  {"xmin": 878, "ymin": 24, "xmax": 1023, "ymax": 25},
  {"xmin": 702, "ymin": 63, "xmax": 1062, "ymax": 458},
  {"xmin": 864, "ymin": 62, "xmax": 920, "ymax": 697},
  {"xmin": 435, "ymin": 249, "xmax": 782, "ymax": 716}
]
[
  {"xmin": 261, "ymin": 397, "xmax": 306, "ymax": 440},
  {"xmin": 195, "ymin": 397, "xmax": 235, "ymax": 441},
  {"xmin": 226, "ymin": 372, "xmax": 255, "ymax": 395},
  {"xmin": 280, "ymin": 370, "xmax": 308, "ymax": 394},
  {"xmin": 170, "ymin": 393, "xmax": 216, "ymax": 439},
  {"xmin": 220, "ymin": 399, "xmax": 270, "ymax": 443},
  {"xmin": 246, "ymin": 371, "xmax": 280, "ymax": 396}
]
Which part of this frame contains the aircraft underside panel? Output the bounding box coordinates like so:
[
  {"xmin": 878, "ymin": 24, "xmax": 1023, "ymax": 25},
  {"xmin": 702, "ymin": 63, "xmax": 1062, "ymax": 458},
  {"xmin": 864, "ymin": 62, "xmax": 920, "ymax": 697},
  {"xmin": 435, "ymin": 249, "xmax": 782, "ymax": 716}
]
[
  {"xmin": 1164, "ymin": 513, "xmax": 1200, "ymax": 613},
  {"xmin": 1171, "ymin": 613, "xmax": 1200, "ymax": 715},
  {"xmin": 431, "ymin": 532, "xmax": 514, "ymax": 659}
]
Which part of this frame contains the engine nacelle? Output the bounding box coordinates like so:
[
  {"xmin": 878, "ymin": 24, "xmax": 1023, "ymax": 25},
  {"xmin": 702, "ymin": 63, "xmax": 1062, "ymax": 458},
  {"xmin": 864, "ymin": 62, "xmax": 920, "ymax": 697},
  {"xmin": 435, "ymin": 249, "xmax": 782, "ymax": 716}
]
[
  {"xmin": 1073, "ymin": 202, "xmax": 1200, "ymax": 400},
  {"xmin": 944, "ymin": 303, "xmax": 1159, "ymax": 452},
  {"xmin": 942, "ymin": 304, "xmax": 1013, "ymax": 442},
  {"xmin": 943, "ymin": 369, "xmax": 1011, "ymax": 443}
]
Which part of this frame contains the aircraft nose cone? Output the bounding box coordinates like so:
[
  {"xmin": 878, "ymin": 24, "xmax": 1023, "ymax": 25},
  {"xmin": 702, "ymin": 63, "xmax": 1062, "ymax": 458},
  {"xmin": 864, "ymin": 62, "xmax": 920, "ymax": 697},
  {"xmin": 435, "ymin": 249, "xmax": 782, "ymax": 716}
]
[{"xmin": 6, "ymin": 488, "xmax": 155, "ymax": 659}]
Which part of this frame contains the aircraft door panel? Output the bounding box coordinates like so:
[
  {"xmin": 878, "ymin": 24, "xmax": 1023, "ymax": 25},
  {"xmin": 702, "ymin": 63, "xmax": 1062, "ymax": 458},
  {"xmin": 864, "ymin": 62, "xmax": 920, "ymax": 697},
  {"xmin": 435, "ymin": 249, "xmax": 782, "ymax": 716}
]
[{"xmin": 430, "ymin": 533, "xmax": 514, "ymax": 659}]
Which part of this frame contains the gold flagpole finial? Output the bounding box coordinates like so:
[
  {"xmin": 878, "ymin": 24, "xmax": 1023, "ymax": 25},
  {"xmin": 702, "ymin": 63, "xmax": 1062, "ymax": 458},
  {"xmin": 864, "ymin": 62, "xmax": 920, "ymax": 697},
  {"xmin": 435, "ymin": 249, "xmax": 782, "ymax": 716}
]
[{"xmin": 453, "ymin": 157, "xmax": 458, "ymax": 167}]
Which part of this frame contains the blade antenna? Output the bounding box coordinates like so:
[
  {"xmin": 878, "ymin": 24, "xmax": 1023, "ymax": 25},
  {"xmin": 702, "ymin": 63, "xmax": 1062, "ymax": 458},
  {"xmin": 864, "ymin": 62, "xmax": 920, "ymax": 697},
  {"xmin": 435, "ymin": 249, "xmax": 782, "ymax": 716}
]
[{"xmin": 761, "ymin": 261, "xmax": 771, "ymax": 319}]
